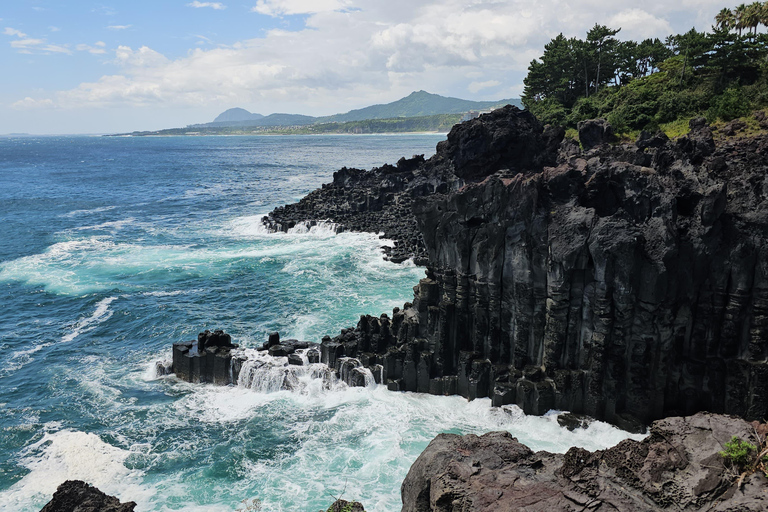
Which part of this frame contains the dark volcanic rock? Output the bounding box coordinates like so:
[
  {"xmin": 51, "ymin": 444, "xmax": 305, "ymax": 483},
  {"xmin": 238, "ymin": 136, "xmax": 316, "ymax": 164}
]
[
  {"xmin": 40, "ymin": 480, "xmax": 136, "ymax": 512},
  {"xmin": 314, "ymin": 112, "xmax": 768, "ymax": 427},
  {"xmin": 577, "ymin": 118, "xmax": 616, "ymax": 149},
  {"xmin": 172, "ymin": 329, "xmax": 239, "ymax": 385},
  {"xmin": 401, "ymin": 412, "xmax": 768, "ymax": 512},
  {"xmin": 263, "ymin": 105, "xmax": 545, "ymax": 265},
  {"xmin": 438, "ymin": 106, "xmax": 560, "ymax": 180}
]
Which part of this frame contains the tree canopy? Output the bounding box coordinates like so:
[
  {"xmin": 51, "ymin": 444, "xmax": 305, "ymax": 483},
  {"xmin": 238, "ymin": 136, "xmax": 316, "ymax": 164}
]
[{"xmin": 522, "ymin": 4, "xmax": 768, "ymax": 131}]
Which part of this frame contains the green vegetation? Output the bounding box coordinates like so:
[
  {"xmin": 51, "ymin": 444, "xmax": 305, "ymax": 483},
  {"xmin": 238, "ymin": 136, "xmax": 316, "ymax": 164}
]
[
  {"xmin": 522, "ymin": 3, "xmax": 768, "ymax": 136},
  {"xmin": 719, "ymin": 434, "xmax": 768, "ymax": 486},
  {"xmin": 720, "ymin": 436, "xmax": 757, "ymax": 467},
  {"xmin": 115, "ymin": 113, "xmax": 463, "ymax": 137},
  {"xmin": 314, "ymin": 90, "xmax": 520, "ymax": 124}
]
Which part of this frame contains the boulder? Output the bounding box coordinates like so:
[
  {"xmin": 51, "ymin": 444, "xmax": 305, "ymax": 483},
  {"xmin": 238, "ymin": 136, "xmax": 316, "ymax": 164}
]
[
  {"xmin": 577, "ymin": 118, "xmax": 616, "ymax": 149},
  {"xmin": 40, "ymin": 480, "xmax": 136, "ymax": 512},
  {"xmin": 402, "ymin": 412, "xmax": 768, "ymax": 512}
]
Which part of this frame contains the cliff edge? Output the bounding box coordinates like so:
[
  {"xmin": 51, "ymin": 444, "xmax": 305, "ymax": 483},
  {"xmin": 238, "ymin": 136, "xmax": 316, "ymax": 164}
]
[{"xmin": 267, "ymin": 106, "xmax": 768, "ymax": 429}]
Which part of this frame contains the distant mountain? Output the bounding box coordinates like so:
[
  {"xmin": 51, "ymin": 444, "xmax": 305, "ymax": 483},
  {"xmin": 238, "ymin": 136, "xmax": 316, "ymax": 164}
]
[
  {"xmin": 315, "ymin": 91, "xmax": 522, "ymax": 124},
  {"xmin": 203, "ymin": 91, "xmax": 522, "ymax": 128},
  {"xmin": 213, "ymin": 108, "xmax": 264, "ymax": 123}
]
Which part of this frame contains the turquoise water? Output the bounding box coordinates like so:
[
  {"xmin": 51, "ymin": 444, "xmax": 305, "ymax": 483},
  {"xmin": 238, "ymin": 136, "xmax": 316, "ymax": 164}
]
[{"xmin": 0, "ymin": 134, "xmax": 644, "ymax": 512}]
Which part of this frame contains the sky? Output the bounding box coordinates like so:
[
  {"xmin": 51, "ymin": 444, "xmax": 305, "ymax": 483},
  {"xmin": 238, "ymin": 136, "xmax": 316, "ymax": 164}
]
[{"xmin": 0, "ymin": 0, "xmax": 734, "ymax": 134}]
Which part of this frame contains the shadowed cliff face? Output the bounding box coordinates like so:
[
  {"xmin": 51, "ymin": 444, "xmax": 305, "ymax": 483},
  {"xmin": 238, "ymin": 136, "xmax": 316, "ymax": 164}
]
[
  {"xmin": 409, "ymin": 121, "xmax": 768, "ymax": 426},
  {"xmin": 270, "ymin": 106, "xmax": 768, "ymax": 428}
]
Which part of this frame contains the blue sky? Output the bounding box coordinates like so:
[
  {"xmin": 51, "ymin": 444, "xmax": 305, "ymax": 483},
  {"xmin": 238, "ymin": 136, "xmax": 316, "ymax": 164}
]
[{"xmin": 1, "ymin": 0, "xmax": 735, "ymax": 134}]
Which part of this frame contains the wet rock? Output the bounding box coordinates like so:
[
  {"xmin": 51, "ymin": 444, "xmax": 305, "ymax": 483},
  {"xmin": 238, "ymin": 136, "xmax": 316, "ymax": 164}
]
[
  {"xmin": 260, "ymin": 108, "xmax": 768, "ymax": 427},
  {"xmin": 40, "ymin": 480, "xmax": 136, "ymax": 512},
  {"xmin": 402, "ymin": 412, "xmax": 768, "ymax": 512},
  {"xmin": 287, "ymin": 354, "xmax": 304, "ymax": 366},
  {"xmin": 198, "ymin": 329, "xmax": 234, "ymax": 350},
  {"xmin": 269, "ymin": 344, "xmax": 292, "ymax": 357},
  {"xmin": 557, "ymin": 412, "xmax": 592, "ymax": 431},
  {"xmin": 171, "ymin": 330, "xmax": 239, "ymax": 384},
  {"xmin": 326, "ymin": 499, "xmax": 365, "ymax": 512}
]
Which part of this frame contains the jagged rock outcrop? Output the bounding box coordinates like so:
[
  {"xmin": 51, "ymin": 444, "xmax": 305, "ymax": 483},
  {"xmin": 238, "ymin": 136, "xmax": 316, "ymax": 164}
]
[
  {"xmin": 263, "ymin": 156, "xmax": 444, "ymax": 264},
  {"xmin": 401, "ymin": 412, "xmax": 768, "ymax": 511},
  {"xmin": 308, "ymin": 108, "xmax": 768, "ymax": 428},
  {"xmin": 327, "ymin": 499, "xmax": 366, "ymax": 512},
  {"xmin": 40, "ymin": 480, "xmax": 136, "ymax": 512}
]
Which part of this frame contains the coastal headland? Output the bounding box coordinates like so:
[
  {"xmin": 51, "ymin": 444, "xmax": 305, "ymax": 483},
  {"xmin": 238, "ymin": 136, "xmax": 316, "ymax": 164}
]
[{"xmin": 159, "ymin": 105, "xmax": 768, "ymax": 510}]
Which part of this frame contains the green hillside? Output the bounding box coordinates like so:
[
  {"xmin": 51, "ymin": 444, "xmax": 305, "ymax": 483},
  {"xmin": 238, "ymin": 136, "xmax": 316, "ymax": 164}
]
[
  {"xmin": 522, "ymin": 4, "xmax": 768, "ymax": 136},
  {"xmin": 314, "ymin": 90, "xmax": 521, "ymax": 123}
]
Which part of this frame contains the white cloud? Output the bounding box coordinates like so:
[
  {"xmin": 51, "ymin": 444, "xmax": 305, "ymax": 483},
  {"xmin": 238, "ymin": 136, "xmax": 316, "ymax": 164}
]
[
  {"xmin": 11, "ymin": 97, "xmax": 55, "ymax": 109},
  {"xmin": 607, "ymin": 8, "xmax": 673, "ymax": 40},
  {"xmin": 4, "ymin": 27, "xmax": 27, "ymax": 38},
  {"xmin": 252, "ymin": 0, "xmax": 350, "ymax": 16},
  {"xmin": 49, "ymin": 26, "xmax": 60, "ymax": 32},
  {"xmin": 468, "ymin": 80, "xmax": 501, "ymax": 94},
  {"xmin": 188, "ymin": 1, "xmax": 227, "ymax": 9},
  {"xmin": 10, "ymin": 0, "xmax": 726, "ymax": 119},
  {"xmin": 5, "ymin": 26, "xmax": 72, "ymax": 54},
  {"xmin": 107, "ymin": 25, "xmax": 131, "ymax": 30},
  {"xmin": 10, "ymin": 38, "xmax": 71, "ymax": 54},
  {"xmin": 77, "ymin": 43, "xmax": 108, "ymax": 55}
]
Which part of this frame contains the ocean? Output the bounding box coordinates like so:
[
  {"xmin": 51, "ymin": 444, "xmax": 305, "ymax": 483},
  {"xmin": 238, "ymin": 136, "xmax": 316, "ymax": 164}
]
[{"xmin": 0, "ymin": 134, "xmax": 644, "ymax": 512}]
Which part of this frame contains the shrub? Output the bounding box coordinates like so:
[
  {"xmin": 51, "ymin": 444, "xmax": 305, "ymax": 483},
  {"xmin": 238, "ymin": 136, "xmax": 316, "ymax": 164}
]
[{"xmin": 720, "ymin": 436, "xmax": 756, "ymax": 468}]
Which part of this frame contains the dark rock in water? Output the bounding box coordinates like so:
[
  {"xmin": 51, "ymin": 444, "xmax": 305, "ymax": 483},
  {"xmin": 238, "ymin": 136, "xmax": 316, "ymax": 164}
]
[
  {"xmin": 306, "ymin": 347, "xmax": 320, "ymax": 364},
  {"xmin": 154, "ymin": 360, "xmax": 173, "ymax": 376},
  {"xmin": 40, "ymin": 480, "xmax": 136, "ymax": 512},
  {"xmin": 577, "ymin": 118, "xmax": 616, "ymax": 149},
  {"xmin": 402, "ymin": 412, "xmax": 768, "ymax": 511},
  {"xmin": 556, "ymin": 412, "xmax": 593, "ymax": 431},
  {"xmin": 172, "ymin": 330, "xmax": 239, "ymax": 385},
  {"xmin": 269, "ymin": 344, "xmax": 292, "ymax": 357},
  {"xmin": 287, "ymin": 353, "xmax": 304, "ymax": 366},
  {"xmin": 198, "ymin": 329, "xmax": 234, "ymax": 350},
  {"xmin": 326, "ymin": 499, "xmax": 365, "ymax": 512},
  {"xmin": 267, "ymin": 332, "xmax": 280, "ymax": 347}
]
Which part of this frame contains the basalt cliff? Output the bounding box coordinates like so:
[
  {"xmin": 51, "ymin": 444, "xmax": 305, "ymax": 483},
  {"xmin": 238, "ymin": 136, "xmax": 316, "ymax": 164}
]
[{"xmin": 265, "ymin": 106, "xmax": 768, "ymax": 429}]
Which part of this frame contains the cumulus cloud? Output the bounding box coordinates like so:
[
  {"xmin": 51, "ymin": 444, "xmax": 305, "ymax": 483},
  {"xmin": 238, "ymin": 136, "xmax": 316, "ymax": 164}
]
[
  {"xmin": 607, "ymin": 8, "xmax": 673, "ymax": 40},
  {"xmin": 188, "ymin": 1, "xmax": 226, "ymax": 9},
  {"xmin": 11, "ymin": 0, "xmax": 726, "ymax": 114}
]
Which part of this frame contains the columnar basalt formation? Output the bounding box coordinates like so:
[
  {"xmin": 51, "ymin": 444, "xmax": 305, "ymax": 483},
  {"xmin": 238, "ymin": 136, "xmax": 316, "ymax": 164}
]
[
  {"xmin": 171, "ymin": 330, "xmax": 374, "ymax": 388},
  {"xmin": 298, "ymin": 106, "xmax": 768, "ymax": 428},
  {"xmin": 401, "ymin": 412, "xmax": 768, "ymax": 512}
]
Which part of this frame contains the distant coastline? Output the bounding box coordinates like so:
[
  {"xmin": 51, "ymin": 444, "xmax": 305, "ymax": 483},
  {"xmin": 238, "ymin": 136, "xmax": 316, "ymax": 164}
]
[{"xmin": 106, "ymin": 113, "xmax": 465, "ymax": 137}]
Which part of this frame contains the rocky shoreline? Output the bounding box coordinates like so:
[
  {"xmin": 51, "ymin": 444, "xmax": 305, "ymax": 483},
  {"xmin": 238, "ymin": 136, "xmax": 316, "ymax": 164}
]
[
  {"xmin": 156, "ymin": 107, "xmax": 768, "ymax": 511},
  {"xmin": 270, "ymin": 106, "xmax": 768, "ymax": 431},
  {"xmin": 402, "ymin": 412, "xmax": 768, "ymax": 511}
]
